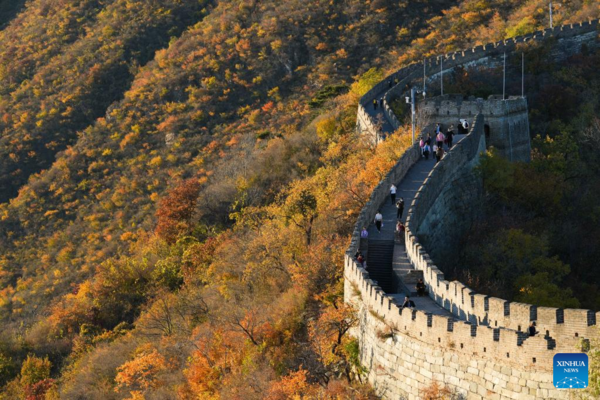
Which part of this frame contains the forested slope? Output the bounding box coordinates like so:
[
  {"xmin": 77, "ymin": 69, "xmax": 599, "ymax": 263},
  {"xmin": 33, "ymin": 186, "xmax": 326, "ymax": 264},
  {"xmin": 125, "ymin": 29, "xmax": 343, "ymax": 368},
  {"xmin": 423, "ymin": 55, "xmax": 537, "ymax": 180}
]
[{"xmin": 0, "ymin": 0, "xmax": 597, "ymax": 398}]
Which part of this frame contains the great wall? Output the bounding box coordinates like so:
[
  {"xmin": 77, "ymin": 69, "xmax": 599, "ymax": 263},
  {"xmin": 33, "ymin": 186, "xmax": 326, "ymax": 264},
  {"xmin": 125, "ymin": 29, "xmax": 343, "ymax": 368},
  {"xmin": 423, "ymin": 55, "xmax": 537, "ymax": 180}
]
[{"xmin": 345, "ymin": 20, "xmax": 600, "ymax": 399}]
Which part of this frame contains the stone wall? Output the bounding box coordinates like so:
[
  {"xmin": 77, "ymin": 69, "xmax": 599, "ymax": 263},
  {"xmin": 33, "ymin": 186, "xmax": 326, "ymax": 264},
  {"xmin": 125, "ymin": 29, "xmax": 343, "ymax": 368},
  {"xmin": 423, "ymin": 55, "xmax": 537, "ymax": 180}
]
[
  {"xmin": 418, "ymin": 95, "xmax": 531, "ymax": 162},
  {"xmin": 403, "ymin": 115, "xmax": 600, "ymax": 348},
  {"xmin": 347, "ymin": 19, "xmax": 600, "ymax": 399},
  {"xmin": 412, "ymin": 111, "xmax": 486, "ymax": 270},
  {"xmin": 344, "ymin": 252, "xmax": 580, "ymax": 400},
  {"xmin": 346, "ymin": 144, "xmax": 421, "ymax": 258},
  {"xmin": 345, "ymin": 115, "xmax": 584, "ymax": 399},
  {"xmin": 346, "ymin": 293, "xmax": 569, "ymax": 400},
  {"xmin": 355, "ymin": 19, "xmax": 599, "ymax": 143}
]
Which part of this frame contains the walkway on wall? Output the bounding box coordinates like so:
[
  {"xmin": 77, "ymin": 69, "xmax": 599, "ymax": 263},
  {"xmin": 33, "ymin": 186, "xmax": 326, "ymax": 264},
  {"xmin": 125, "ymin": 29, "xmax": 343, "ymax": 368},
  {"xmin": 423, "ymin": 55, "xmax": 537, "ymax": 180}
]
[
  {"xmin": 364, "ymin": 92, "xmax": 395, "ymax": 135},
  {"xmin": 366, "ymin": 135, "xmax": 464, "ymax": 317}
]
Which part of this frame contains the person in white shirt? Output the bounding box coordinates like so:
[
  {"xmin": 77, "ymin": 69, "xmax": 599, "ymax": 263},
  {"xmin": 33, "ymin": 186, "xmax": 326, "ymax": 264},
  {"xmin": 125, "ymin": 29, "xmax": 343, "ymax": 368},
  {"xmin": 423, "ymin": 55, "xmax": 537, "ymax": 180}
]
[
  {"xmin": 360, "ymin": 227, "xmax": 368, "ymax": 239},
  {"xmin": 390, "ymin": 184, "xmax": 397, "ymax": 204},
  {"xmin": 374, "ymin": 211, "xmax": 383, "ymax": 233}
]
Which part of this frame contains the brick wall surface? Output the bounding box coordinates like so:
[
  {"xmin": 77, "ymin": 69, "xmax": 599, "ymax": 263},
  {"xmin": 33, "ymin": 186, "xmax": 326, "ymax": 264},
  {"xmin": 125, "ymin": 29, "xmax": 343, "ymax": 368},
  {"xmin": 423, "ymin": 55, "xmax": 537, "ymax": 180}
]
[{"xmin": 347, "ymin": 19, "xmax": 600, "ymax": 399}]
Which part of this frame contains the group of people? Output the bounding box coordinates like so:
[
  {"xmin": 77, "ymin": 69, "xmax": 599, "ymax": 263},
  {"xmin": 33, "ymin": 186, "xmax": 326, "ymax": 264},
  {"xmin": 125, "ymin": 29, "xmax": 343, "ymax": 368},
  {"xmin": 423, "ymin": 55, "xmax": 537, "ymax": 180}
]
[
  {"xmin": 373, "ymin": 98, "xmax": 384, "ymax": 109},
  {"xmin": 400, "ymin": 279, "xmax": 427, "ymax": 309},
  {"xmin": 418, "ymin": 120, "xmax": 470, "ymax": 162},
  {"xmin": 361, "ymin": 119, "xmax": 476, "ymax": 307}
]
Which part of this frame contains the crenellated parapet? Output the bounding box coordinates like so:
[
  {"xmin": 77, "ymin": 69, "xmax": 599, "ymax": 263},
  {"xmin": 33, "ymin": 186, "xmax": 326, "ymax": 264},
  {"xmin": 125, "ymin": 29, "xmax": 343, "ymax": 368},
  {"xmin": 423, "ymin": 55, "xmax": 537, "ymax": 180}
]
[
  {"xmin": 418, "ymin": 95, "xmax": 531, "ymax": 161},
  {"xmin": 344, "ymin": 115, "xmax": 581, "ymax": 399},
  {"xmin": 348, "ymin": 19, "xmax": 600, "ymax": 399},
  {"xmin": 403, "ymin": 113, "xmax": 600, "ymax": 347},
  {"xmin": 356, "ymin": 19, "xmax": 599, "ymax": 141}
]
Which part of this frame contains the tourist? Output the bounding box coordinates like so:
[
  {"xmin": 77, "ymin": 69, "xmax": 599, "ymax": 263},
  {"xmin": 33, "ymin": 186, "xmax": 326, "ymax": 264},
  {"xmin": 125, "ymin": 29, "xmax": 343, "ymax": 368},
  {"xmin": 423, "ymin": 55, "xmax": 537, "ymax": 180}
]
[
  {"xmin": 436, "ymin": 130, "xmax": 445, "ymax": 148},
  {"xmin": 373, "ymin": 99, "xmax": 378, "ymax": 109},
  {"xmin": 528, "ymin": 322, "xmax": 537, "ymax": 337},
  {"xmin": 401, "ymin": 296, "xmax": 415, "ymax": 309},
  {"xmin": 425, "ymin": 133, "xmax": 432, "ymax": 146},
  {"xmin": 446, "ymin": 127, "xmax": 454, "ymax": 148},
  {"xmin": 388, "ymin": 79, "xmax": 392, "ymax": 89},
  {"xmin": 459, "ymin": 118, "xmax": 470, "ymax": 133},
  {"xmin": 374, "ymin": 211, "xmax": 383, "ymax": 233},
  {"xmin": 435, "ymin": 145, "xmax": 444, "ymax": 163},
  {"xmin": 423, "ymin": 143, "xmax": 430, "ymax": 160},
  {"xmin": 390, "ymin": 184, "xmax": 397, "ymax": 204},
  {"xmin": 396, "ymin": 197, "xmax": 404, "ymax": 219},
  {"xmin": 396, "ymin": 220, "xmax": 405, "ymax": 233},
  {"xmin": 416, "ymin": 279, "xmax": 426, "ymax": 297},
  {"xmin": 419, "ymin": 137, "xmax": 425, "ymax": 157},
  {"xmin": 357, "ymin": 253, "xmax": 365, "ymax": 268},
  {"xmin": 396, "ymin": 220, "xmax": 405, "ymax": 242},
  {"xmin": 458, "ymin": 119, "xmax": 466, "ymax": 134},
  {"xmin": 435, "ymin": 123, "xmax": 441, "ymax": 134},
  {"xmin": 361, "ymin": 227, "xmax": 369, "ymax": 239}
]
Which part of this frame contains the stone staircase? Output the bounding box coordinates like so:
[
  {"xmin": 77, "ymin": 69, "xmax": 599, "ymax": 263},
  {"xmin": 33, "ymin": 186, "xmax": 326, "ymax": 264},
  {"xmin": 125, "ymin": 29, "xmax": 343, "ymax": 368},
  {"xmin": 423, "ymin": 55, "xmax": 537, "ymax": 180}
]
[
  {"xmin": 366, "ymin": 240, "xmax": 395, "ymax": 293},
  {"xmin": 392, "ymin": 238, "xmax": 423, "ymax": 296}
]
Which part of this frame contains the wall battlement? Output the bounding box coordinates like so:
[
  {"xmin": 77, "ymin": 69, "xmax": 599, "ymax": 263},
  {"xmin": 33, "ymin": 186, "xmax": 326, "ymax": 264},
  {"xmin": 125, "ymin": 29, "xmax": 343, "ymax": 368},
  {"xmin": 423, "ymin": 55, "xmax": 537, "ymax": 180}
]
[
  {"xmin": 356, "ymin": 18, "xmax": 599, "ymax": 138},
  {"xmin": 349, "ymin": 19, "xmax": 599, "ymax": 399},
  {"xmin": 403, "ymin": 110, "xmax": 600, "ymax": 345},
  {"xmin": 345, "ymin": 115, "xmax": 580, "ymax": 399},
  {"xmin": 418, "ymin": 95, "xmax": 531, "ymax": 161}
]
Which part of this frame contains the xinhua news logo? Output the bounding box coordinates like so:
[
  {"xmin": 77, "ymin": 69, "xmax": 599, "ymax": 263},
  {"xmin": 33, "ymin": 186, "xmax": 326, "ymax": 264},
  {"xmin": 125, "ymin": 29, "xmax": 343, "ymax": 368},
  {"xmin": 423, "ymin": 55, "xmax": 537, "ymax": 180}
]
[{"xmin": 553, "ymin": 353, "xmax": 588, "ymax": 389}]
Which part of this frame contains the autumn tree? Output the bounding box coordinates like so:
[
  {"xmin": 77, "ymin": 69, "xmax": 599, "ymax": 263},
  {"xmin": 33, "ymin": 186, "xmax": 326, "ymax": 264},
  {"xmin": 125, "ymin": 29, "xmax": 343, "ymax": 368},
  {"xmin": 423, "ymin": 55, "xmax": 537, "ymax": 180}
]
[
  {"xmin": 115, "ymin": 347, "xmax": 168, "ymax": 397},
  {"xmin": 155, "ymin": 179, "xmax": 201, "ymax": 244}
]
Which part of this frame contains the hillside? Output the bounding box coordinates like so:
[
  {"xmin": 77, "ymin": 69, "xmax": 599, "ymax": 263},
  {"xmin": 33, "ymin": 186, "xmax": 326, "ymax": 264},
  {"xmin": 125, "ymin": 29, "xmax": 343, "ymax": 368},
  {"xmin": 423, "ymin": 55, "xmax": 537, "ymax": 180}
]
[{"xmin": 0, "ymin": 0, "xmax": 598, "ymax": 398}]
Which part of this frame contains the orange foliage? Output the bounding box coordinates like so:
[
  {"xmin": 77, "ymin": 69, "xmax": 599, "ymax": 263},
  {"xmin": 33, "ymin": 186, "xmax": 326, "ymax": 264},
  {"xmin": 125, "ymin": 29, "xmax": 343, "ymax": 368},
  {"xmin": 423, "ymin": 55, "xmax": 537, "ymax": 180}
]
[
  {"xmin": 155, "ymin": 179, "xmax": 201, "ymax": 244},
  {"xmin": 115, "ymin": 348, "xmax": 167, "ymax": 394}
]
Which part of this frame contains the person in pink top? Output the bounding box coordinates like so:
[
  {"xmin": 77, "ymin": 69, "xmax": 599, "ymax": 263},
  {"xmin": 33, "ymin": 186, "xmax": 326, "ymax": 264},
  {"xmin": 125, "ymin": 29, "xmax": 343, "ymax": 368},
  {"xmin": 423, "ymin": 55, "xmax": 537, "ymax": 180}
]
[{"xmin": 436, "ymin": 131, "xmax": 445, "ymax": 149}]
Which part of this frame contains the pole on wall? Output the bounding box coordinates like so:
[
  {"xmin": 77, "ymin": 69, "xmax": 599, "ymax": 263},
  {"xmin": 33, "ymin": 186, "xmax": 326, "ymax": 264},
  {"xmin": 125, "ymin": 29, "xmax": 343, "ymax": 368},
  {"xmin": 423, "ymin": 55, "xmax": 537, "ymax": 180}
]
[
  {"xmin": 440, "ymin": 56, "xmax": 444, "ymax": 96},
  {"xmin": 411, "ymin": 87, "xmax": 416, "ymax": 145},
  {"xmin": 549, "ymin": 1, "xmax": 553, "ymax": 28},
  {"xmin": 503, "ymin": 52, "xmax": 506, "ymax": 100},
  {"xmin": 423, "ymin": 58, "xmax": 426, "ymax": 95},
  {"xmin": 521, "ymin": 52, "xmax": 525, "ymax": 98}
]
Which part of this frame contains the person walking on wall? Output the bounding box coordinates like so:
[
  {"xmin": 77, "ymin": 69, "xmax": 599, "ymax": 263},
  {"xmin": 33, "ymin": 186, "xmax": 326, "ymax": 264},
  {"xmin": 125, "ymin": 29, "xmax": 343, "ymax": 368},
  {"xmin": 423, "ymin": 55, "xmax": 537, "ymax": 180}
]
[
  {"xmin": 458, "ymin": 119, "xmax": 468, "ymax": 134},
  {"xmin": 436, "ymin": 130, "xmax": 445, "ymax": 148},
  {"xmin": 379, "ymin": 98, "xmax": 384, "ymax": 108},
  {"xmin": 374, "ymin": 211, "xmax": 383, "ymax": 233},
  {"xmin": 416, "ymin": 279, "xmax": 426, "ymax": 297},
  {"xmin": 401, "ymin": 295, "xmax": 415, "ymax": 309},
  {"xmin": 373, "ymin": 99, "xmax": 378, "ymax": 110},
  {"xmin": 423, "ymin": 143, "xmax": 430, "ymax": 160},
  {"xmin": 435, "ymin": 123, "xmax": 441, "ymax": 134},
  {"xmin": 390, "ymin": 184, "xmax": 397, "ymax": 204},
  {"xmin": 357, "ymin": 253, "xmax": 365, "ymax": 268},
  {"xmin": 528, "ymin": 322, "xmax": 537, "ymax": 337},
  {"xmin": 361, "ymin": 227, "xmax": 369, "ymax": 239},
  {"xmin": 425, "ymin": 133, "xmax": 432, "ymax": 147},
  {"xmin": 396, "ymin": 197, "xmax": 404, "ymax": 219},
  {"xmin": 446, "ymin": 127, "xmax": 454, "ymax": 149},
  {"xmin": 395, "ymin": 220, "xmax": 405, "ymax": 243},
  {"xmin": 419, "ymin": 137, "xmax": 425, "ymax": 157},
  {"xmin": 461, "ymin": 118, "xmax": 469, "ymax": 132},
  {"xmin": 435, "ymin": 145, "xmax": 444, "ymax": 163}
]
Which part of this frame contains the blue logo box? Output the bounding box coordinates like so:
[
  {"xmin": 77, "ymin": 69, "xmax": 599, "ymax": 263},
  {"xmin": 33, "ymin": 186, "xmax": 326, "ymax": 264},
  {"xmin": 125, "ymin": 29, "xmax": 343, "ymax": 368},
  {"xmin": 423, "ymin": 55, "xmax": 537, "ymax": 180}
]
[{"xmin": 553, "ymin": 353, "xmax": 588, "ymax": 389}]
